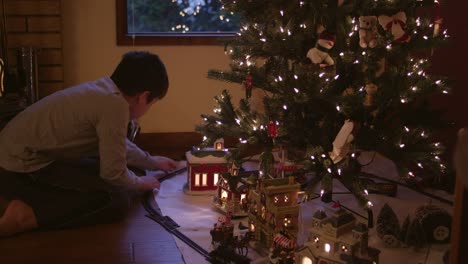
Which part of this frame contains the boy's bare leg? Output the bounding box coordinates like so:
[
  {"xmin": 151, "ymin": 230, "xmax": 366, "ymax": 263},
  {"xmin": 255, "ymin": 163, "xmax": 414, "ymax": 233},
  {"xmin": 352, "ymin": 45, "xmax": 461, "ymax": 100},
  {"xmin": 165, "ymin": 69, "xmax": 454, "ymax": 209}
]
[{"xmin": 0, "ymin": 200, "xmax": 38, "ymax": 237}]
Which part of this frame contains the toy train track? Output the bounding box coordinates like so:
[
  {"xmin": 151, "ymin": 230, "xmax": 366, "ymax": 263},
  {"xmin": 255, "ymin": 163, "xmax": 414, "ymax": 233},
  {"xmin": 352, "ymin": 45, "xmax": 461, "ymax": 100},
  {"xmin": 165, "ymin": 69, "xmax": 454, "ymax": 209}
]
[
  {"xmin": 360, "ymin": 172, "xmax": 453, "ymax": 205},
  {"xmin": 141, "ymin": 190, "xmax": 213, "ymax": 262}
]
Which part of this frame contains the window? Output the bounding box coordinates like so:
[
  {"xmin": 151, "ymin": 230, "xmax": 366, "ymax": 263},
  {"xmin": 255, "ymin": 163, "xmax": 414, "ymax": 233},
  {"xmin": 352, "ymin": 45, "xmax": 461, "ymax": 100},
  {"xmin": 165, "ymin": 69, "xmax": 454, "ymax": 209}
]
[
  {"xmin": 194, "ymin": 173, "xmax": 200, "ymax": 186},
  {"xmin": 202, "ymin": 173, "xmax": 208, "ymax": 186},
  {"xmin": 213, "ymin": 173, "xmax": 219, "ymax": 185},
  {"xmin": 116, "ymin": 0, "xmax": 240, "ymax": 45},
  {"xmin": 221, "ymin": 190, "xmax": 228, "ymax": 199},
  {"xmin": 240, "ymin": 194, "xmax": 246, "ymax": 205},
  {"xmin": 324, "ymin": 243, "xmax": 331, "ymax": 253}
]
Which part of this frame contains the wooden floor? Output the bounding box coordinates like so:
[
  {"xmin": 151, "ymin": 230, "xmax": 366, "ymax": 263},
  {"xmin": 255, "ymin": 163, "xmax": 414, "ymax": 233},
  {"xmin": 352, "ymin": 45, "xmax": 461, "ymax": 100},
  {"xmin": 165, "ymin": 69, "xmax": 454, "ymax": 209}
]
[{"xmin": 0, "ymin": 193, "xmax": 185, "ymax": 264}]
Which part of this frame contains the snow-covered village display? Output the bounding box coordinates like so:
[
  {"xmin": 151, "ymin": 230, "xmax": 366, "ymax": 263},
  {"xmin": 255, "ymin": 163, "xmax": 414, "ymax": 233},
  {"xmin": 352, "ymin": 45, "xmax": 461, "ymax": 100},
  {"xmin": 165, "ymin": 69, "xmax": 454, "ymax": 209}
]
[
  {"xmin": 247, "ymin": 176, "xmax": 301, "ymax": 250},
  {"xmin": 212, "ymin": 162, "xmax": 254, "ymax": 217},
  {"xmin": 185, "ymin": 138, "xmax": 230, "ymax": 195},
  {"xmin": 296, "ymin": 208, "xmax": 380, "ymax": 264}
]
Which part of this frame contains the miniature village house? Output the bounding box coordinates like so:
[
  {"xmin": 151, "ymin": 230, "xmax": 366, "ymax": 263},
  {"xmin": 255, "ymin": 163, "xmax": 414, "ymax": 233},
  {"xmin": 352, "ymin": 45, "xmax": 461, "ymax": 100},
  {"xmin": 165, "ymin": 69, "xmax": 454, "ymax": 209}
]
[
  {"xmin": 185, "ymin": 139, "xmax": 229, "ymax": 195},
  {"xmin": 296, "ymin": 209, "xmax": 380, "ymax": 264},
  {"xmin": 213, "ymin": 162, "xmax": 251, "ymax": 217},
  {"xmin": 248, "ymin": 176, "xmax": 301, "ymax": 248}
]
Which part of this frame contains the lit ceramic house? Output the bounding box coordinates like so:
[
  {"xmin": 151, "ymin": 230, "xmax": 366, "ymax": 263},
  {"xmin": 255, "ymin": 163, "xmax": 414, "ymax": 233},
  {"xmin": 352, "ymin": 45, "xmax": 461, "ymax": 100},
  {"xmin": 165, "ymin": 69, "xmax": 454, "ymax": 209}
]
[
  {"xmin": 247, "ymin": 176, "xmax": 301, "ymax": 248},
  {"xmin": 295, "ymin": 209, "xmax": 380, "ymax": 264},
  {"xmin": 212, "ymin": 162, "xmax": 254, "ymax": 217},
  {"xmin": 184, "ymin": 138, "xmax": 230, "ymax": 195}
]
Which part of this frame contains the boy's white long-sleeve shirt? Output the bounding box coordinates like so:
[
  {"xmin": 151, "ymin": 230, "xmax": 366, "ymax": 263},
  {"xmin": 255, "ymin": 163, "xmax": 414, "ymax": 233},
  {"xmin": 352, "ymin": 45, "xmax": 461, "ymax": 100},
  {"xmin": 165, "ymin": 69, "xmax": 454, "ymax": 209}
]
[{"xmin": 0, "ymin": 77, "xmax": 154, "ymax": 189}]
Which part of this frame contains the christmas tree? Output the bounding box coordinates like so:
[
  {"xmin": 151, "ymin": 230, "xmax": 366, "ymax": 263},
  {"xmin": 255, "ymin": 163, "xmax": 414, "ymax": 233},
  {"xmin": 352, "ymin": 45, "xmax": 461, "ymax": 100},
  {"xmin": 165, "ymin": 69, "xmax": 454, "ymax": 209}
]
[{"xmin": 196, "ymin": 0, "xmax": 451, "ymax": 208}]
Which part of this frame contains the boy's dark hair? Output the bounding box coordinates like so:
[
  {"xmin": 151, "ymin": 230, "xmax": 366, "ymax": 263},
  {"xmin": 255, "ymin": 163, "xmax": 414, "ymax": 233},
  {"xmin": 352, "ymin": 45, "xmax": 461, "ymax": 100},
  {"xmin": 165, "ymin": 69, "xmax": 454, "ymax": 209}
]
[{"xmin": 111, "ymin": 51, "xmax": 168, "ymax": 102}]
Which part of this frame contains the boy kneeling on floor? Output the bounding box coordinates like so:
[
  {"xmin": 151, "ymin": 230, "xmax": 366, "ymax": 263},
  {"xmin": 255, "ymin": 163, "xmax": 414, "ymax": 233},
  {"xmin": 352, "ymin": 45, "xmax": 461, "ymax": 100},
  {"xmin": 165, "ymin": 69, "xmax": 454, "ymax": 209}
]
[{"xmin": 0, "ymin": 51, "xmax": 176, "ymax": 237}]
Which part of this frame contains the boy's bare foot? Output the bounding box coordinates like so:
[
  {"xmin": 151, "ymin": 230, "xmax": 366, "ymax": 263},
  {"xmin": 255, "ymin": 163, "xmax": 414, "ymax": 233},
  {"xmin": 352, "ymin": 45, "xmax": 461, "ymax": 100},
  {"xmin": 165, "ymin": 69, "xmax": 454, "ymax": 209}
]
[{"xmin": 0, "ymin": 200, "xmax": 38, "ymax": 237}]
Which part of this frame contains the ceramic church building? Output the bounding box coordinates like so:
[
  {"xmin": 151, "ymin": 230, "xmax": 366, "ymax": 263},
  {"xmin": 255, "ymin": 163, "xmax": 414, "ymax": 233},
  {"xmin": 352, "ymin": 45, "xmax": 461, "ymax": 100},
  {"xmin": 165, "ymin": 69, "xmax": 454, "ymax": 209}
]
[
  {"xmin": 184, "ymin": 138, "xmax": 230, "ymax": 195},
  {"xmin": 247, "ymin": 176, "xmax": 301, "ymax": 248},
  {"xmin": 295, "ymin": 209, "xmax": 380, "ymax": 264}
]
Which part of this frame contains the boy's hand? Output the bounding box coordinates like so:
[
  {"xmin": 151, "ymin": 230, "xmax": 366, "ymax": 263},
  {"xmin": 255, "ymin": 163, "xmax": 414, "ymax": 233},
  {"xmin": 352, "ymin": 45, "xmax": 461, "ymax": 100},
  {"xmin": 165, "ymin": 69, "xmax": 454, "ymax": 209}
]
[
  {"xmin": 138, "ymin": 175, "xmax": 161, "ymax": 191},
  {"xmin": 149, "ymin": 156, "xmax": 177, "ymax": 172}
]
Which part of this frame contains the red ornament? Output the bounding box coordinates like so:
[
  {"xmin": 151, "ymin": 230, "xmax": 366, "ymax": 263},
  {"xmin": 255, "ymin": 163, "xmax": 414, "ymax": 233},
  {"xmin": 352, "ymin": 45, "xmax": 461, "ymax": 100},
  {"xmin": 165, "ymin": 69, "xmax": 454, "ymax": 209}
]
[
  {"xmin": 332, "ymin": 200, "xmax": 341, "ymax": 208},
  {"xmin": 268, "ymin": 121, "xmax": 278, "ymax": 138},
  {"xmin": 243, "ymin": 74, "xmax": 253, "ymax": 99}
]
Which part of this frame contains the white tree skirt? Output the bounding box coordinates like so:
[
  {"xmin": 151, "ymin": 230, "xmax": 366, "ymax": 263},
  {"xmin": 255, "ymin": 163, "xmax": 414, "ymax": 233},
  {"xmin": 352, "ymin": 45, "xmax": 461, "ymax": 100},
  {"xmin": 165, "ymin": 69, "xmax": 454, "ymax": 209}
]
[{"xmin": 154, "ymin": 157, "xmax": 453, "ymax": 264}]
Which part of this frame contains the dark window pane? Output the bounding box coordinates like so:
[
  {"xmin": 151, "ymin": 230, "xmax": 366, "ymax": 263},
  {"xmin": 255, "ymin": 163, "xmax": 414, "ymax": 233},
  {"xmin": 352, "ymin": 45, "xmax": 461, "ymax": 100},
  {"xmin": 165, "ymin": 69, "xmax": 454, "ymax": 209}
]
[{"xmin": 127, "ymin": 0, "xmax": 240, "ymax": 34}]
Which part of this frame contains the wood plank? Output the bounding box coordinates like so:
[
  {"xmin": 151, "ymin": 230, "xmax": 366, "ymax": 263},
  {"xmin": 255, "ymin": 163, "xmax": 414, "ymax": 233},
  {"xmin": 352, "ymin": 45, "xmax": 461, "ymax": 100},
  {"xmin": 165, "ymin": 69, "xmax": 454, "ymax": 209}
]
[
  {"xmin": 28, "ymin": 16, "xmax": 61, "ymax": 32},
  {"xmin": 38, "ymin": 49, "xmax": 63, "ymax": 65},
  {"xmin": 8, "ymin": 33, "xmax": 62, "ymax": 48},
  {"xmin": 39, "ymin": 82, "xmax": 63, "ymax": 97},
  {"xmin": 5, "ymin": 1, "xmax": 61, "ymax": 16},
  {"xmin": 0, "ymin": 194, "xmax": 185, "ymax": 264},
  {"xmin": 6, "ymin": 16, "xmax": 27, "ymax": 32},
  {"xmin": 38, "ymin": 65, "xmax": 63, "ymax": 81}
]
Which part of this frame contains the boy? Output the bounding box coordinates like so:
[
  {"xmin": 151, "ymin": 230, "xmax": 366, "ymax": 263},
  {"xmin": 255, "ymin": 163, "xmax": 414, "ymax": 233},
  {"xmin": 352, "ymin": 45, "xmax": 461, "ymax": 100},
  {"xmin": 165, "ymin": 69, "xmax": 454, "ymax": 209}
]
[{"xmin": 0, "ymin": 51, "xmax": 176, "ymax": 236}]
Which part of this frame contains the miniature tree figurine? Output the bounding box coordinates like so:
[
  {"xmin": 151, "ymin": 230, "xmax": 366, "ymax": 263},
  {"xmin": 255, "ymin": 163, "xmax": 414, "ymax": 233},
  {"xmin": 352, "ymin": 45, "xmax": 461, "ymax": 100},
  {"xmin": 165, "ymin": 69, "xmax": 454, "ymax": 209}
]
[{"xmin": 376, "ymin": 203, "xmax": 401, "ymax": 247}]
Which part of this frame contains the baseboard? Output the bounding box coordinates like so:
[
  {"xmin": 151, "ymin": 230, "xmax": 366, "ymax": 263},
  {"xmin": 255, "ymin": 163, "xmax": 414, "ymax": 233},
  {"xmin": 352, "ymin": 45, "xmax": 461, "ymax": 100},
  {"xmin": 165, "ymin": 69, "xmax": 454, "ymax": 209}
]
[
  {"xmin": 134, "ymin": 132, "xmax": 260, "ymax": 161},
  {"xmin": 134, "ymin": 132, "xmax": 202, "ymax": 160}
]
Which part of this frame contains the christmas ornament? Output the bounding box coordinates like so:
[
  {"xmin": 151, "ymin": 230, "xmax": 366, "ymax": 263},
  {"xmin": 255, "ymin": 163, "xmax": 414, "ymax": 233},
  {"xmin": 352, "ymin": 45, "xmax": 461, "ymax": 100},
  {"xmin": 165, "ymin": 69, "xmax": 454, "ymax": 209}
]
[
  {"xmin": 433, "ymin": 1, "xmax": 442, "ymax": 38},
  {"xmin": 342, "ymin": 87, "xmax": 355, "ymax": 96},
  {"xmin": 378, "ymin": 11, "xmax": 411, "ymax": 43},
  {"xmin": 332, "ymin": 200, "xmax": 341, "ymax": 208},
  {"xmin": 267, "ymin": 121, "xmax": 278, "ymax": 138},
  {"xmin": 329, "ymin": 119, "xmax": 354, "ymax": 164},
  {"xmin": 306, "ymin": 31, "xmax": 336, "ymax": 67},
  {"xmin": 363, "ymin": 83, "xmax": 378, "ymax": 107},
  {"xmin": 431, "ymin": 3, "xmax": 443, "ymax": 56},
  {"xmin": 433, "ymin": 18, "xmax": 443, "ymax": 38},
  {"xmin": 243, "ymin": 74, "xmax": 253, "ymax": 99},
  {"xmin": 359, "ymin": 16, "xmax": 379, "ymax": 48}
]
